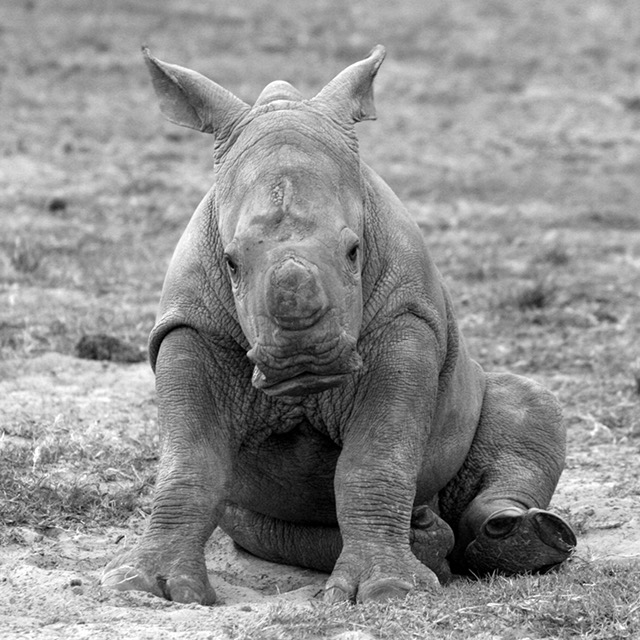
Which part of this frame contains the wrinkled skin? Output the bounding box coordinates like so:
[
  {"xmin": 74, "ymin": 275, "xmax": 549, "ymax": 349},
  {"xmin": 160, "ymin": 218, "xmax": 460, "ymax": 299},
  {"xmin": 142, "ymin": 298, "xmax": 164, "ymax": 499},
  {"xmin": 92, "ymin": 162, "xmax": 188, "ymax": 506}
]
[{"xmin": 102, "ymin": 46, "xmax": 576, "ymax": 605}]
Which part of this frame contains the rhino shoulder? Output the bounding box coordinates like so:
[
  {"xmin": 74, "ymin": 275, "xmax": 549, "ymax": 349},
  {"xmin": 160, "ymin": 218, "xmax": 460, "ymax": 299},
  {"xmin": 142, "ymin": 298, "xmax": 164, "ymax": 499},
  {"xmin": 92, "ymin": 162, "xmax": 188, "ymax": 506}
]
[
  {"xmin": 148, "ymin": 188, "xmax": 242, "ymax": 369},
  {"xmin": 361, "ymin": 163, "xmax": 446, "ymax": 304}
]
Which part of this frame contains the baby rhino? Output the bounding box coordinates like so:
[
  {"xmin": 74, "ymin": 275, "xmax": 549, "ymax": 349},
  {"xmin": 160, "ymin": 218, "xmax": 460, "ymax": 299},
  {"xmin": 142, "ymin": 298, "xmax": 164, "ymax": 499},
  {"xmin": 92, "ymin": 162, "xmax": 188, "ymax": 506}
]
[{"xmin": 102, "ymin": 45, "xmax": 575, "ymax": 605}]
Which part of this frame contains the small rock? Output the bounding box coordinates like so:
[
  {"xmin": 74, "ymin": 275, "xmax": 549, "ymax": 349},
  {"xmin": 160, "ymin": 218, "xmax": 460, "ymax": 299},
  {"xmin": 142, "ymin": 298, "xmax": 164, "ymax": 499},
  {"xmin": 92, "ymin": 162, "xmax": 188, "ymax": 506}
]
[
  {"xmin": 621, "ymin": 96, "xmax": 640, "ymax": 111},
  {"xmin": 46, "ymin": 196, "xmax": 68, "ymax": 213}
]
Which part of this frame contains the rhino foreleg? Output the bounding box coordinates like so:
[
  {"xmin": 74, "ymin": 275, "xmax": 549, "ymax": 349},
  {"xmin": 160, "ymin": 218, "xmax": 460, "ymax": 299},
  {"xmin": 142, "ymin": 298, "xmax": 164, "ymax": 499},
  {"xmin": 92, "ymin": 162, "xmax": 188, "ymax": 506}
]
[
  {"xmin": 321, "ymin": 327, "xmax": 446, "ymax": 603},
  {"xmin": 102, "ymin": 328, "xmax": 233, "ymax": 605},
  {"xmin": 326, "ymin": 436, "xmax": 439, "ymax": 603},
  {"xmin": 440, "ymin": 372, "xmax": 576, "ymax": 576}
]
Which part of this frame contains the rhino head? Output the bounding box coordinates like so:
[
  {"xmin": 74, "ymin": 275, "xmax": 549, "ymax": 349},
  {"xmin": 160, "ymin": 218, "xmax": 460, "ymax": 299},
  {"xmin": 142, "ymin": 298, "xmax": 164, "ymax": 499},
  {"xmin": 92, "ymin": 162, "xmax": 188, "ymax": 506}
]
[{"xmin": 144, "ymin": 46, "xmax": 386, "ymax": 397}]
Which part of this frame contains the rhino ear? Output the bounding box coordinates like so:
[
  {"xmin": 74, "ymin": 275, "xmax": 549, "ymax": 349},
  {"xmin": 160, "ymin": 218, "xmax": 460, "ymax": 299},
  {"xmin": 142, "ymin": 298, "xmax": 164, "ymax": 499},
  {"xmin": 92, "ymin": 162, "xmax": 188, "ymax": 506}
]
[
  {"xmin": 142, "ymin": 47, "xmax": 250, "ymax": 136},
  {"xmin": 311, "ymin": 45, "xmax": 386, "ymax": 124}
]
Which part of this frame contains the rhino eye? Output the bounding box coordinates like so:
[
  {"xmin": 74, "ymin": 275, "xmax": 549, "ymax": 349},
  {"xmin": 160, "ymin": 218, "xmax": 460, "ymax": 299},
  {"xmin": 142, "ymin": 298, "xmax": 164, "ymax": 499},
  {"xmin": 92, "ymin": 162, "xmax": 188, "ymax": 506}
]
[
  {"xmin": 224, "ymin": 254, "xmax": 239, "ymax": 279},
  {"xmin": 347, "ymin": 242, "xmax": 359, "ymax": 265}
]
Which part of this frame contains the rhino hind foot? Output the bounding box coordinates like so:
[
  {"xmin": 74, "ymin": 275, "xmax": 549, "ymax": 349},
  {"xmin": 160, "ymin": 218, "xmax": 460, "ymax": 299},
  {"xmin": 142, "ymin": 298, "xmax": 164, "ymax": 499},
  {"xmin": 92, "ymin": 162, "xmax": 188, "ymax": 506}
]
[
  {"xmin": 464, "ymin": 508, "xmax": 577, "ymax": 577},
  {"xmin": 102, "ymin": 560, "xmax": 217, "ymax": 606},
  {"xmin": 410, "ymin": 505, "xmax": 455, "ymax": 584}
]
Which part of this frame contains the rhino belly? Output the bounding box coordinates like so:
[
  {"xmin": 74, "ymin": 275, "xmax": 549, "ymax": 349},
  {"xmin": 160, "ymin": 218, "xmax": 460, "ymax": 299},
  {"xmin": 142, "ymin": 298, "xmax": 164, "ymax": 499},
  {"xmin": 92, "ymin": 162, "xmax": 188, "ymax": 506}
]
[{"xmin": 230, "ymin": 423, "xmax": 340, "ymax": 525}]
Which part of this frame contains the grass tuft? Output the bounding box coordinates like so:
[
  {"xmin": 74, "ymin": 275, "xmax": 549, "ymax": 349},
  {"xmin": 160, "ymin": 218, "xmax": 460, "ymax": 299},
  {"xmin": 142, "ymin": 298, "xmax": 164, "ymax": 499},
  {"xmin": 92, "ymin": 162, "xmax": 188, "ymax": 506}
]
[
  {"xmin": 538, "ymin": 244, "xmax": 571, "ymax": 267},
  {"xmin": 500, "ymin": 279, "xmax": 557, "ymax": 312}
]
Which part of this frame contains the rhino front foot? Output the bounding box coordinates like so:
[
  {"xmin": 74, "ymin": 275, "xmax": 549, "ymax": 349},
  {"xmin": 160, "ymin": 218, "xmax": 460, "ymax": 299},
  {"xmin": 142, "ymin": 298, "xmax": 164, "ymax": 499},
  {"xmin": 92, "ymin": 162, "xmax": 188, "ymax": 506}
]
[
  {"xmin": 464, "ymin": 507, "xmax": 576, "ymax": 576},
  {"xmin": 323, "ymin": 546, "xmax": 440, "ymax": 604},
  {"xmin": 101, "ymin": 546, "xmax": 217, "ymax": 605}
]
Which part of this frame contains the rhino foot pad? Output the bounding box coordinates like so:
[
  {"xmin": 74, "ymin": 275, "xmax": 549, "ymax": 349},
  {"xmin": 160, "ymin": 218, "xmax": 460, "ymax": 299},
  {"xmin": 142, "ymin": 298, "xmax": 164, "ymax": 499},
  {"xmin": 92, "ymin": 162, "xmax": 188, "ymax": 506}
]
[{"xmin": 464, "ymin": 507, "xmax": 576, "ymax": 576}]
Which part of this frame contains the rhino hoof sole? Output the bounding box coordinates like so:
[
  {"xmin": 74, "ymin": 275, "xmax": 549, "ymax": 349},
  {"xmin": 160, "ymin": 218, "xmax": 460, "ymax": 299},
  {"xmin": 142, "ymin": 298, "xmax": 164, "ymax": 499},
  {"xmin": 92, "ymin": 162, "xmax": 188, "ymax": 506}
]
[{"xmin": 464, "ymin": 508, "xmax": 577, "ymax": 576}]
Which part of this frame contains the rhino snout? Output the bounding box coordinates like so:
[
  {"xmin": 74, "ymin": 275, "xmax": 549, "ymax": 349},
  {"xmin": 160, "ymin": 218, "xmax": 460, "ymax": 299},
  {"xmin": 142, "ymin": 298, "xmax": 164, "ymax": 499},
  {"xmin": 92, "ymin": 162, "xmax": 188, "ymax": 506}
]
[{"xmin": 266, "ymin": 257, "xmax": 329, "ymax": 330}]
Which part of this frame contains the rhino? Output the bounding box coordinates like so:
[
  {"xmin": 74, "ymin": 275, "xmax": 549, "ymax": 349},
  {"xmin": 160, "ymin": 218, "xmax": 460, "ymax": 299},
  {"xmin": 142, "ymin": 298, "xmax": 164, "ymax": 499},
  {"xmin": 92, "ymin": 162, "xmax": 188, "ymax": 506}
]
[{"xmin": 102, "ymin": 45, "xmax": 576, "ymax": 605}]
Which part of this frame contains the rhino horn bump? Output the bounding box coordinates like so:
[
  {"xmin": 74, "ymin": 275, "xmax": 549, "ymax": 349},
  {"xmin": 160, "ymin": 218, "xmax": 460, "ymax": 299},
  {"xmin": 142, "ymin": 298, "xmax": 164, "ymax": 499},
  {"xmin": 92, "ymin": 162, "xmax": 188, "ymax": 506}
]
[
  {"xmin": 311, "ymin": 44, "xmax": 386, "ymax": 124},
  {"xmin": 255, "ymin": 81, "xmax": 304, "ymax": 106},
  {"xmin": 142, "ymin": 46, "xmax": 250, "ymax": 136}
]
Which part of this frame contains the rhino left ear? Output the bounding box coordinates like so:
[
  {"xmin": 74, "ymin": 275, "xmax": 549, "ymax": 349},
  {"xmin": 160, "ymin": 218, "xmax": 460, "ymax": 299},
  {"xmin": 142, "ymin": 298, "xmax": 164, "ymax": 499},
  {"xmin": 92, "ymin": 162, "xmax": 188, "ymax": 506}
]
[
  {"xmin": 142, "ymin": 47, "xmax": 250, "ymax": 137},
  {"xmin": 311, "ymin": 45, "xmax": 386, "ymax": 124}
]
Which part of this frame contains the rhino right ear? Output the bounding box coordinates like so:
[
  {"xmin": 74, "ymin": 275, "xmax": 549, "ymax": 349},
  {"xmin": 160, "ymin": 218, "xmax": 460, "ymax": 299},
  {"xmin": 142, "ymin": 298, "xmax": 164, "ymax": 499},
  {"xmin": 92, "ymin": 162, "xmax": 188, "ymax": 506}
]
[
  {"xmin": 142, "ymin": 47, "xmax": 250, "ymax": 137},
  {"xmin": 311, "ymin": 45, "xmax": 386, "ymax": 125}
]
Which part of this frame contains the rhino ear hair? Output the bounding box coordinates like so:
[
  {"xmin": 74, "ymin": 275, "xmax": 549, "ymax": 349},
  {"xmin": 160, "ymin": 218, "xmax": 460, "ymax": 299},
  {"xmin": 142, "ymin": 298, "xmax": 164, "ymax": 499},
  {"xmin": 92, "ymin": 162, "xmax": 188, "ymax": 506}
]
[
  {"xmin": 142, "ymin": 47, "xmax": 250, "ymax": 136},
  {"xmin": 311, "ymin": 45, "xmax": 386, "ymax": 124}
]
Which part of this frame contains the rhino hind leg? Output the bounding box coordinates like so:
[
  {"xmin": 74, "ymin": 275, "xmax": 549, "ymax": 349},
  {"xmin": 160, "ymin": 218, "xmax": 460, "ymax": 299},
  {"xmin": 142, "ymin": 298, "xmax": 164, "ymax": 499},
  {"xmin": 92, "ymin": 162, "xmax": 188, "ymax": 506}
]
[
  {"xmin": 440, "ymin": 371, "xmax": 577, "ymax": 576},
  {"xmin": 218, "ymin": 502, "xmax": 454, "ymax": 586},
  {"xmin": 217, "ymin": 502, "xmax": 341, "ymax": 573}
]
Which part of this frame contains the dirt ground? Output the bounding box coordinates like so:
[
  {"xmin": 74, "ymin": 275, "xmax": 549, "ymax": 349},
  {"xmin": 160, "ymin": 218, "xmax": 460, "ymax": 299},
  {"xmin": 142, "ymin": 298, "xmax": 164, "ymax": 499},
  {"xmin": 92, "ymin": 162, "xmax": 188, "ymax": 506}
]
[{"xmin": 1, "ymin": 356, "xmax": 639, "ymax": 639}]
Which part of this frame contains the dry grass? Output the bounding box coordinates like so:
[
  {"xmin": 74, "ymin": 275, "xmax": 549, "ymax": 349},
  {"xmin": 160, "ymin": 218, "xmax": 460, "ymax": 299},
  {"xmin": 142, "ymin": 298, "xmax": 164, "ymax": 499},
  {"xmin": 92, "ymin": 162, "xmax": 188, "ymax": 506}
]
[
  {"xmin": 0, "ymin": 412, "xmax": 157, "ymax": 538},
  {"xmin": 222, "ymin": 564, "xmax": 640, "ymax": 639}
]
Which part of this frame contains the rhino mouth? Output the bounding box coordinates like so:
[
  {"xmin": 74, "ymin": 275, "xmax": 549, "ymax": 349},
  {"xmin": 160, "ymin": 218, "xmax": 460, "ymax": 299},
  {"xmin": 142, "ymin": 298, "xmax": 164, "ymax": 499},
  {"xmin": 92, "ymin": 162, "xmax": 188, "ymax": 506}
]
[
  {"xmin": 247, "ymin": 331, "xmax": 362, "ymax": 397},
  {"xmin": 252, "ymin": 369, "xmax": 351, "ymax": 397}
]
